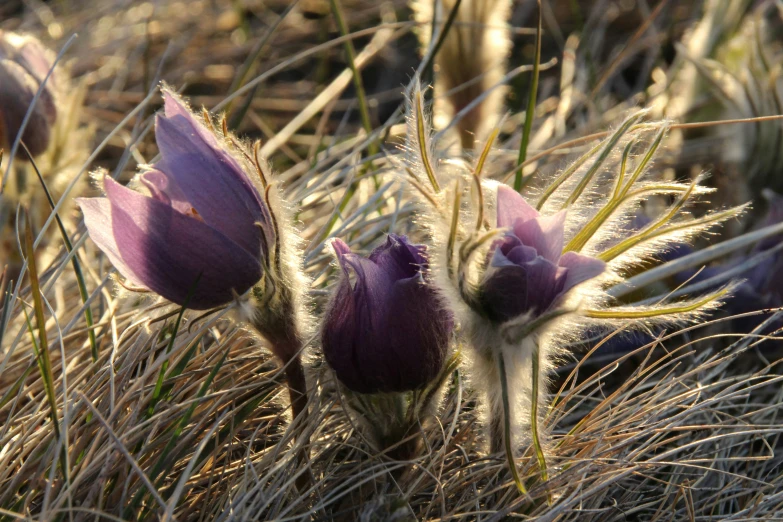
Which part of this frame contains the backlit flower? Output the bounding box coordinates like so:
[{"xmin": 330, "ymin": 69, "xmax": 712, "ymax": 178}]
[
  {"xmin": 322, "ymin": 234, "xmax": 453, "ymax": 394},
  {"xmin": 77, "ymin": 90, "xmax": 268, "ymax": 310},
  {"xmin": 479, "ymin": 185, "xmax": 606, "ymax": 323}
]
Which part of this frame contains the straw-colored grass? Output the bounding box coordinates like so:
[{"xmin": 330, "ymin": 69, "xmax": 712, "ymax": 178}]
[{"xmin": 1, "ymin": 0, "xmax": 782, "ymax": 520}]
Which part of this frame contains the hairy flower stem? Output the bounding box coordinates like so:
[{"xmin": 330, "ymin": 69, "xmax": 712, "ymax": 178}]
[
  {"xmin": 496, "ymin": 350, "xmax": 527, "ymax": 495},
  {"xmin": 248, "ymin": 292, "xmax": 312, "ymax": 491},
  {"xmin": 283, "ymin": 355, "xmax": 308, "ymax": 427},
  {"xmin": 264, "ymin": 349, "xmax": 310, "ymax": 492},
  {"xmin": 352, "ymin": 392, "xmax": 425, "ymax": 463}
]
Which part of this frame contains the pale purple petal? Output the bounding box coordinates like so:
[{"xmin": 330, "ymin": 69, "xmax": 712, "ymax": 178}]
[
  {"xmin": 496, "ymin": 185, "xmax": 539, "ymax": 228},
  {"xmin": 76, "ymin": 196, "xmax": 146, "ymax": 288},
  {"xmin": 331, "ymin": 238, "xmax": 353, "ymax": 273},
  {"xmin": 139, "ymin": 169, "xmax": 196, "ymax": 217},
  {"xmin": 99, "ymin": 177, "xmax": 262, "ymax": 309},
  {"xmin": 502, "ymin": 243, "xmax": 539, "ymax": 266},
  {"xmin": 558, "ymin": 251, "xmax": 606, "ymax": 293},
  {"xmin": 511, "ymin": 210, "xmax": 567, "ymax": 263},
  {"xmin": 154, "ymin": 92, "xmax": 265, "ymax": 257},
  {"xmin": 16, "ymin": 38, "xmax": 56, "ymax": 86}
]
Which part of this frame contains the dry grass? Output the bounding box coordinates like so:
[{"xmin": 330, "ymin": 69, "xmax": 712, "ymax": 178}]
[{"xmin": 1, "ymin": 0, "xmax": 782, "ymax": 520}]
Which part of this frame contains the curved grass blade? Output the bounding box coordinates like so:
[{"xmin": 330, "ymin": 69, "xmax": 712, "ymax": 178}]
[
  {"xmin": 20, "ymin": 142, "xmax": 98, "ymax": 361},
  {"xmin": 329, "ymin": 0, "xmax": 376, "ymax": 157},
  {"xmin": 530, "ymin": 340, "xmax": 551, "ymax": 504},
  {"xmin": 22, "ymin": 213, "xmax": 66, "ymax": 476},
  {"xmin": 585, "ymin": 287, "xmax": 730, "ymax": 319}
]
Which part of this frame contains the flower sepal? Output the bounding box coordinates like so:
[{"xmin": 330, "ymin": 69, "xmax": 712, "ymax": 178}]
[{"xmin": 339, "ymin": 351, "xmax": 460, "ymax": 462}]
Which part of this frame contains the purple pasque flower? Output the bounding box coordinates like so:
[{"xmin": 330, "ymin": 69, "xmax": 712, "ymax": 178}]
[
  {"xmin": 728, "ymin": 189, "xmax": 783, "ymax": 309},
  {"xmin": 0, "ymin": 31, "xmax": 58, "ymax": 157},
  {"xmin": 322, "ymin": 234, "xmax": 453, "ymax": 394},
  {"xmin": 478, "ymin": 185, "xmax": 606, "ymax": 323},
  {"xmin": 77, "ymin": 90, "xmax": 269, "ymax": 310}
]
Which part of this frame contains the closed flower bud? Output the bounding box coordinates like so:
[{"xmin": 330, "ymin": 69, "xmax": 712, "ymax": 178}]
[
  {"xmin": 479, "ymin": 185, "xmax": 606, "ymax": 323},
  {"xmin": 0, "ymin": 31, "xmax": 57, "ymax": 157},
  {"xmin": 77, "ymin": 90, "xmax": 269, "ymax": 310},
  {"xmin": 323, "ymin": 234, "xmax": 453, "ymax": 394}
]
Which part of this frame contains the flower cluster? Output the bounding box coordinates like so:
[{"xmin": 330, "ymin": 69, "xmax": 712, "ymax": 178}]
[{"xmin": 73, "ymin": 78, "xmax": 744, "ymax": 492}]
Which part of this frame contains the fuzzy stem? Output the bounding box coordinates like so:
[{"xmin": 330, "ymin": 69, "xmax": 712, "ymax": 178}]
[
  {"xmin": 284, "ymin": 355, "xmax": 309, "ymax": 428},
  {"xmin": 279, "ymin": 353, "xmax": 311, "ymax": 491},
  {"xmin": 488, "ymin": 394, "xmax": 505, "ymax": 456},
  {"xmin": 380, "ymin": 419, "xmax": 423, "ymax": 472},
  {"xmin": 530, "ymin": 341, "xmax": 552, "ymax": 504},
  {"xmin": 497, "ymin": 351, "xmax": 527, "ymax": 495}
]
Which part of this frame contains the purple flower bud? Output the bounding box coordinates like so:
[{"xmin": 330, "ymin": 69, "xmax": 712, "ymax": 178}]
[
  {"xmin": 76, "ymin": 91, "xmax": 268, "ymax": 310},
  {"xmin": 322, "ymin": 234, "xmax": 453, "ymax": 394},
  {"xmin": 0, "ymin": 31, "xmax": 57, "ymax": 157},
  {"xmin": 479, "ymin": 186, "xmax": 606, "ymax": 323}
]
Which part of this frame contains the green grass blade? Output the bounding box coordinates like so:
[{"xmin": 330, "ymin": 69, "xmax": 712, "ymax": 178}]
[
  {"xmin": 530, "ymin": 340, "xmax": 550, "ymax": 499},
  {"xmin": 147, "ymin": 275, "xmax": 201, "ymax": 417},
  {"xmin": 516, "ymin": 0, "xmax": 543, "ymax": 191},
  {"xmin": 329, "ymin": 0, "xmax": 376, "ymax": 157},
  {"xmin": 20, "ymin": 142, "xmax": 98, "ymax": 361}
]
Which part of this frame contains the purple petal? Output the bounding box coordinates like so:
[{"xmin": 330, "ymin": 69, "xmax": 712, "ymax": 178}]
[
  {"xmin": 368, "ymin": 234, "xmax": 428, "ymax": 281},
  {"xmin": 331, "ymin": 238, "xmax": 353, "ymax": 273},
  {"xmin": 333, "ymin": 249, "xmax": 396, "ymax": 325},
  {"xmin": 139, "ymin": 169, "xmax": 196, "ymax": 217},
  {"xmin": 480, "ymin": 256, "xmax": 566, "ymax": 322},
  {"xmin": 323, "ymin": 260, "xmax": 451, "ymax": 394},
  {"xmin": 503, "ymin": 243, "xmax": 539, "ymax": 266},
  {"xmin": 17, "ymin": 39, "xmax": 57, "ymax": 87},
  {"xmin": 496, "ymin": 184, "xmax": 539, "ymax": 228},
  {"xmin": 82, "ymin": 177, "xmax": 262, "ymax": 310},
  {"xmin": 526, "ymin": 257, "xmax": 569, "ymax": 309},
  {"xmin": 558, "ymin": 251, "xmax": 605, "ymax": 293},
  {"xmin": 510, "ymin": 209, "xmax": 567, "ymax": 263},
  {"xmin": 76, "ymin": 197, "xmax": 146, "ymax": 288},
  {"xmin": 154, "ymin": 91, "xmax": 265, "ymax": 257}
]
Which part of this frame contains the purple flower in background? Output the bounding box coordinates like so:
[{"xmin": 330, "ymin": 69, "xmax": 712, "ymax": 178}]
[
  {"xmin": 322, "ymin": 234, "xmax": 453, "ymax": 394},
  {"xmin": 77, "ymin": 90, "xmax": 268, "ymax": 310},
  {"xmin": 479, "ymin": 185, "xmax": 606, "ymax": 323},
  {"xmin": 0, "ymin": 31, "xmax": 58, "ymax": 157},
  {"xmin": 744, "ymin": 189, "xmax": 783, "ymax": 301}
]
